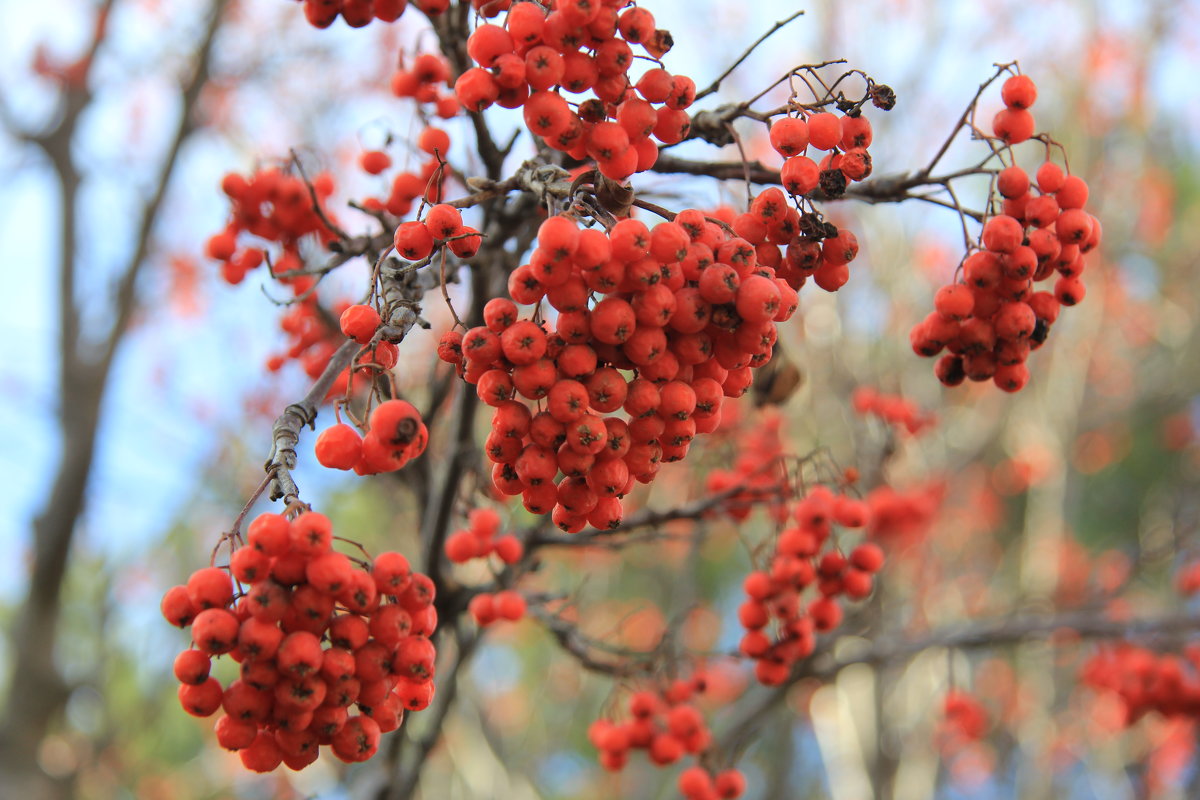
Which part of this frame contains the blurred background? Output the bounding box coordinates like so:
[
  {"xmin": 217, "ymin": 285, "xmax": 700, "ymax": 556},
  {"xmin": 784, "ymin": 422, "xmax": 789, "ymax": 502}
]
[{"xmin": 1, "ymin": 0, "xmax": 1199, "ymax": 797}]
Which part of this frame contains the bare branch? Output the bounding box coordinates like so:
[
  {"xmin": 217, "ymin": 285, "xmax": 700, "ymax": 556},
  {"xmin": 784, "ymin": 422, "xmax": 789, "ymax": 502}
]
[
  {"xmin": 719, "ymin": 609, "xmax": 1200, "ymax": 754},
  {"xmin": 529, "ymin": 606, "xmax": 657, "ymax": 678},
  {"xmin": 99, "ymin": 0, "xmax": 231, "ymax": 372},
  {"xmin": 650, "ymin": 153, "xmax": 987, "ymax": 219}
]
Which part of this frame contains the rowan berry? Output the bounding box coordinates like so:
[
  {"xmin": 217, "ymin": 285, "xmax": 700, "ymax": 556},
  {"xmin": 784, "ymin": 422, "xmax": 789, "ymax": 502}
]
[
  {"xmin": 981, "ymin": 215, "xmax": 1023, "ymax": 253},
  {"xmin": 179, "ymin": 677, "xmax": 224, "ymax": 717},
  {"xmin": 523, "ymin": 90, "xmax": 573, "ymax": 138},
  {"xmin": 1055, "ymin": 175, "xmax": 1089, "ymax": 210},
  {"xmin": 807, "ymin": 112, "xmax": 841, "ymax": 150},
  {"xmin": 415, "ymin": 125, "xmax": 448, "ymax": 157},
  {"xmin": 467, "ymin": 23, "xmax": 514, "ymax": 68},
  {"xmin": 454, "ymin": 67, "xmax": 499, "ymax": 111},
  {"xmin": 997, "ymin": 165, "xmax": 1030, "ymax": 199},
  {"xmin": 187, "ymin": 567, "xmax": 234, "ymax": 611},
  {"xmin": 1035, "ymin": 161, "xmax": 1065, "ymax": 194},
  {"xmin": 174, "ymin": 649, "xmax": 212, "ymax": 685},
  {"xmin": 314, "ymin": 424, "xmax": 363, "ymax": 471},
  {"xmin": 651, "ymin": 103, "xmax": 694, "ymax": 145},
  {"xmin": 1055, "ymin": 276, "xmax": 1086, "ymax": 306},
  {"xmin": 715, "ymin": 769, "xmax": 747, "ymax": 798},
  {"xmin": 339, "ymin": 304, "xmax": 381, "ymax": 344},
  {"xmin": 331, "ymin": 715, "xmax": 382, "ymax": 763},
  {"xmin": 211, "ymin": 714, "xmax": 256, "ymax": 751},
  {"xmin": 992, "ymin": 107, "xmax": 1035, "ymax": 144},
  {"xmin": 359, "ymin": 150, "xmax": 392, "ymax": 175},
  {"xmin": 494, "ymin": 590, "xmax": 527, "ymax": 621},
  {"xmin": 1001, "ymin": 74, "xmax": 1037, "ymax": 109},
  {"xmin": 393, "ymin": 221, "xmax": 435, "ymax": 260},
  {"xmin": 192, "ymin": 608, "xmax": 240, "ymax": 655}
]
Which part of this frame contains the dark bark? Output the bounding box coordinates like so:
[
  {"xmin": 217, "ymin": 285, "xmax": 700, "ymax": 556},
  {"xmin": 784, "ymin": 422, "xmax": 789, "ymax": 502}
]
[{"xmin": 0, "ymin": 2, "xmax": 227, "ymax": 796}]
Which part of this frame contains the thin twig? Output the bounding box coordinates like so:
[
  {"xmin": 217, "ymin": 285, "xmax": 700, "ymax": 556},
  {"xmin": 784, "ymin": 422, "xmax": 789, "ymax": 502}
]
[
  {"xmin": 290, "ymin": 148, "xmax": 351, "ymax": 241},
  {"xmin": 694, "ymin": 10, "xmax": 806, "ymax": 102},
  {"xmin": 265, "ymin": 339, "xmax": 359, "ymax": 503}
]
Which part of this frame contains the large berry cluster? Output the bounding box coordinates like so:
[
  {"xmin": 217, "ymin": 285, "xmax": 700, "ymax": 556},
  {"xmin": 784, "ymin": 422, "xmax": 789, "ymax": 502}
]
[
  {"xmin": 314, "ymin": 398, "xmax": 430, "ymax": 475},
  {"xmin": 1081, "ymin": 644, "xmax": 1200, "ymax": 724},
  {"xmin": 205, "ymin": 167, "xmax": 338, "ymax": 286},
  {"xmin": 736, "ymin": 486, "xmax": 884, "ymax": 686},
  {"xmin": 161, "ymin": 511, "xmax": 438, "ymax": 771},
  {"xmin": 911, "ymin": 73, "xmax": 1102, "ymax": 392},
  {"xmin": 588, "ymin": 677, "xmax": 746, "ymax": 799},
  {"xmin": 436, "ymin": 211, "xmax": 800, "ymax": 531},
  {"xmin": 458, "ymin": 1, "xmax": 690, "ymax": 180}
]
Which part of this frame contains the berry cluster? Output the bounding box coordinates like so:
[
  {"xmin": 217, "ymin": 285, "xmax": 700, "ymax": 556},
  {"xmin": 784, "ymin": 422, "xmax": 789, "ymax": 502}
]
[
  {"xmin": 1081, "ymin": 644, "xmax": 1200, "ymax": 724},
  {"xmin": 390, "ymin": 52, "xmax": 461, "ymax": 121},
  {"xmin": 771, "ymin": 109, "xmax": 876, "ymax": 202},
  {"xmin": 911, "ymin": 73, "xmax": 1102, "ymax": 392},
  {"xmin": 588, "ymin": 677, "xmax": 745, "ymax": 799},
  {"xmin": 851, "ymin": 386, "xmax": 936, "ymax": 436},
  {"xmin": 393, "ymin": 202, "xmax": 483, "ymax": 261},
  {"xmin": 713, "ymin": 187, "xmax": 859, "ymax": 295},
  {"xmin": 205, "ymin": 167, "xmax": 338, "ymax": 286},
  {"xmin": 736, "ymin": 487, "xmax": 884, "ymax": 686},
  {"xmin": 297, "ymin": 0, "xmax": 414, "ymax": 30},
  {"xmin": 704, "ymin": 410, "xmax": 791, "ymax": 524},
  {"xmin": 457, "ymin": 1, "xmax": 691, "ymax": 180},
  {"xmin": 267, "ymin": 299, "xmax": 344, "ymax": 382},
  {"xmin": 467, "ymin": 590, "xmax": 528, "ymax": 626},
  {"xmin": 443, "ymin": 507, "xmax": 524, "ymax": 564},
  {"xmin": 436, "ymin": 212, "xmax": 800, "ymax": 532},
  {"xmin": 161, "ymin": 511, "xmax": 438, "ymax": 771},
  {"xmin": 863, "ymin": 482, "xmax": 945, "ymax": 546},
  {"xmin": 360, "ymin": 126, "xmax": 455, "ymax": 217},
  {"xmin": 677, "ymin": 766, "xmax": 747, "ymax": 800},
  {"xmin": 314, "ymin": 398, "xmax": 430, "ymax": 475}
]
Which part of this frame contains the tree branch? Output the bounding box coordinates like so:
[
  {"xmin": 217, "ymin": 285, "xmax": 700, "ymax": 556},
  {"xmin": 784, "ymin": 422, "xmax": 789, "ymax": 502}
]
[
  {"xmin": 719, "ymin": 609, "xmax": 1200, "ymax": 754},
  {"xmin": 0, "ymin": 3, "xmax": 228, "ymax": 797}
]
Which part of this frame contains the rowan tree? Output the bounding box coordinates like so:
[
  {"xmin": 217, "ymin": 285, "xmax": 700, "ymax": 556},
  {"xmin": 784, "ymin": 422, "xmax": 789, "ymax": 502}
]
[{"xmin": 4, "ymin": 1, "xmax": 1200, "ymax": 799}]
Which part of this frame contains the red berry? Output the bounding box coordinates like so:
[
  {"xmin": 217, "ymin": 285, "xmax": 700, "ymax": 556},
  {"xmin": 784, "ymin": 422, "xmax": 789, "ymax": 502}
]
[
  {"xmin": 340, "ymin": 304, "xmax": 381, "ymax": 344},
  {"xmin": 178, "ymin": 677, "xmax": 223, "ymax": 717},
  {"xmin": 992, "ymin": 107, "xmax": 1035, "ymax": 144},
  {"xmin": 807, "ymin": 112, "xmax": 841, "ymax": 150},
  {"xmin": 316, "ymin": 424, "xmax": 363, "ymax": 470},
  {"xmin": 359, "ymin": 150, "xmax": 392, "ymax": 175},
  {"xmin": 173, "ymin": 649, "xmax": 211, "ymax": 685},
  {"xmin": 1001, "ymin": 74, "xmax": 1037, "ymax": 109},
  {"xmin": 494, "ymin": 590, "xmax": 527, "ymax": 621}
]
